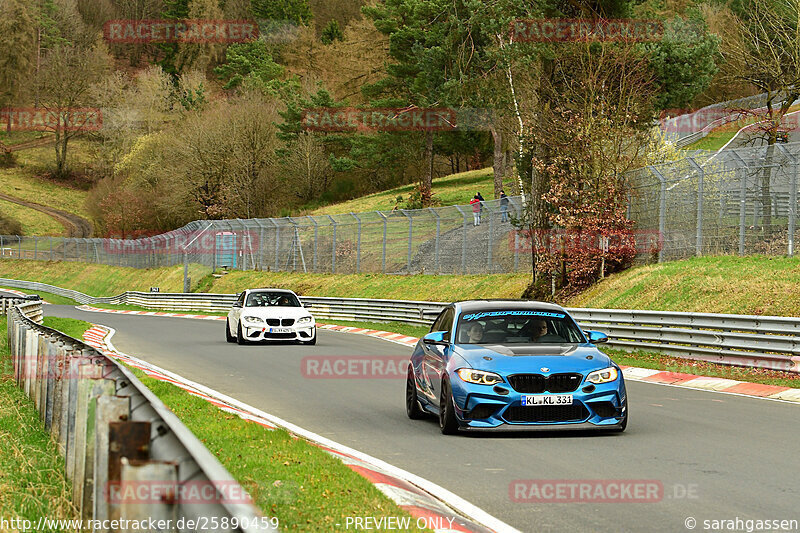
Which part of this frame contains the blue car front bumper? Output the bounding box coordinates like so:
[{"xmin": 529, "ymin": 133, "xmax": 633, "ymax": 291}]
[{"xmin": 448, "ymin": 374, "xmax": 627, "ymax": 430}]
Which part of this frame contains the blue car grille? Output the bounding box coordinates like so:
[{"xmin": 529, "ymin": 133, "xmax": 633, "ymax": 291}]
[
  {"xmin": 503, "ymin": 404, "xmax": 589, "ymax": 423},
  {"xmin": 507, "ymin": 373, "xmax": 582, "ymax": 393}
]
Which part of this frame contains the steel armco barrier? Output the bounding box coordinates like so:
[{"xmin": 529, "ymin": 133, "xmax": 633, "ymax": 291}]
[
  {"xmin": 5, "ymin": 299, "xmax": 277, "ymax": 532},
  {"xmin": 3, "ymin": 277, "xmax": 799, "ymax": 373}
]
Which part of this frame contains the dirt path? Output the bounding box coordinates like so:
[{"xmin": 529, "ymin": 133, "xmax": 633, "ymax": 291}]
[
  {"xmin": 4, "ymin": 136, "xmax": 56, "ymax": 152},
  {"xmin": 0, "ymin": 192, "xmax": 92, "ymax": 237}
]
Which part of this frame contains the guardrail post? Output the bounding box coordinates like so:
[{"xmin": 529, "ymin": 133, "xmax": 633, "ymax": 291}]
[
  {"xmin": 377, "ymin": 212, "xmax": 387, "ymax": 274},
  {"xmin": 428, "ymin": 208, "xmax": 440, "ymax": 273},
  {"xmin": 687, "ymin": 158, "xmax": 704, "ymax": 256},
  {"xmin": 94, "ymin": 396, "xmax": 131, "ymax": 529},
  {"xmin": 82, "ymin": 374, "xmax": 117, "ymax": 520},
  {"xmin": 647, "ymin": 166, "xmax": 667, "ymax": 262},
  {"xmin": 455, "ymin": 205, "xmax": 468, "ymax": 273},
  {"xmin": 350, "ymin": 213, "xmax": 361, "ymax": 273},
  {"xmin": 119, "ymin": 460, "xmax": 178, "ymax": 528},
  {"xmin": 108, "ymin": 421, "xmax": 152, "ymax": 523}
]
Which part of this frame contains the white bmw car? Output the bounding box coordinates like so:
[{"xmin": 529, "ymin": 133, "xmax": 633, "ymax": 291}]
[{"xmin": 226, "ymin": 288, "xmax": 316, "ymax": 345}]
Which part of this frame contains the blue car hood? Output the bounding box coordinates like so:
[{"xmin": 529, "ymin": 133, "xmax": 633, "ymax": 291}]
[{"xmin": 454, "ymin": 343, "xmax": 612, "ymax": 374}]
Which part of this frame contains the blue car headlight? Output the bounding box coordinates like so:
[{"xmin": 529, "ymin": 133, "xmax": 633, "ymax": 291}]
[
  {"xmin": 456, "ymin": 368, "xmax": 504, "ymax": 386},
  {"xmin": 243, "ymin": 316, "xmax": 263, "ymax": 323},
  {"xmin": 297, "ymin": 316, "xmax": 313, "ymax": 324},
  {"xmin": 586, "ymin": 367, "xmax": 619, "ymax": 384}
]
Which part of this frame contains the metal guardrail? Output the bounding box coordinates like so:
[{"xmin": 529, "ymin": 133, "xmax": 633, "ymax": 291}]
[
  {"xmin": 2, "ymin": 277, "xmax": 799, "ymax": 373},
  {"xmin": 4, "ymin": 296, "xmax": 276, "ymax": 531}
]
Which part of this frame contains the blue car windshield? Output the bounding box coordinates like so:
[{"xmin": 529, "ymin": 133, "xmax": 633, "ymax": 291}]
[{"xmin": 455, "ymin": 310, "xmax": 585, "ymax": 344}]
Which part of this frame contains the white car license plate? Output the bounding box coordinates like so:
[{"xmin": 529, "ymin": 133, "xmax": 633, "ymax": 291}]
[
  {"xmin": 523, "ymin": 395, "xmax": 573, "ymax": 406},
  {"xmin": 266, "ymin": 327, "xmax": 292, "ymax": 334}
]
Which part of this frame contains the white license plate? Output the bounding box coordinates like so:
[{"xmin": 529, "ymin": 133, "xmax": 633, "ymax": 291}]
[
  {"xmin": 523, "ymin": 395, "xmax": 573, "ymax": 406},
  {"xmin": 266, "ymin": 327, "xmax": 292, "ymax": 334}
]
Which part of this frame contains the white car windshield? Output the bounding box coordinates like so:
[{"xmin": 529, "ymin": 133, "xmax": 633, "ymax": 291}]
[
  {"xmin": 455, "ymin": 310, "xmax": 586, "ymax": 344},
  {"xmin": 245, "ymin": 292, "xmax": 301, "ymax": 307}
]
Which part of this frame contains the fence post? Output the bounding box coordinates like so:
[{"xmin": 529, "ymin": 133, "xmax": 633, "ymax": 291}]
[
  {"xmin": 34, "ymin": 236, "xmax": 38, "ymax": 260},
  {"xmin": 49, "ymin": 237, "xmax": 53, "ymax": 260},
  {"xmin": 778, "ymin": 144, "xmax": 797, "ymax": 257},
  {"xmin": 377, "ymin": 212, "xmax": 387, "ymax": 274},
  {"xmin": 648, "ymin": 166, "xmax": 667, "ymax": 263},
  {"xmin": 308, "ymin": 216, "xmax": 319, "ymax": 272},
  {"xmin": 730, "ymin": 150, "xmax": 749, "ymax": 256},
  {"xmin": 428, "ymin": 208, "xmax": 440, "ymax": 273},
  {"xmin": 510, "ymin": 198, "xmax": 520, "ymax": 271},
  {"xmin": 485, "ymin": 203, "xmax": 494, "ymax": 271},
  {"xmin": 350, "ymin": 213, "xmax": 361, "ymax": 273},
  {"xmin": 327, "ymin": 215, "xmax": 337, "ymax": 274},
  {"xmin": 455, "ymin": 205, "xmax": 468, "ymax": 273},
  {"xmin": 402, "ymin": 210, "xmax": 412, "ymax": 273},
  {"xmin": 687, "ymin": 158, "xmax": 704, "ymax": 256}
]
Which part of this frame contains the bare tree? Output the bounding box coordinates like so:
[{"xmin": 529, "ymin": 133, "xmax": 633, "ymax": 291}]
[
  {"xmin": 35, "ymin": 43, "xmax": 108, "ymax": 177},
  {"xmin": 720, "ymin": 0, "xmax": 800, "ymax": 230}
]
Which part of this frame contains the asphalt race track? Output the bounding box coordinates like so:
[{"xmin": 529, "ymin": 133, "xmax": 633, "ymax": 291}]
[{"xmin": 48, "ymin": 305, "xmax": 800, "ymax": 532}]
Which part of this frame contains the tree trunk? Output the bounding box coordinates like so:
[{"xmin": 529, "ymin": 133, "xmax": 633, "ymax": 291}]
[
  {"xmin": 422, "ymin": 130, "xmax": 433, "ymax": 195},
  {"xmin": 490, "ymin": 125, "xmax": 504, "ymax": 198}
]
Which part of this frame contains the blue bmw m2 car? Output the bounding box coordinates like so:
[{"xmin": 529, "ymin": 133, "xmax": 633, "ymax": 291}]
[{"xmin": 406, "ymin": 300, "xmax": 627, "ymax": 434}]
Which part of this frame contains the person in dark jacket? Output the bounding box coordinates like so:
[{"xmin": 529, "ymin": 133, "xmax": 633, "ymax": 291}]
[{"xmin": 499, "ymin": 190, "xmax": 509, "ymax": 223}]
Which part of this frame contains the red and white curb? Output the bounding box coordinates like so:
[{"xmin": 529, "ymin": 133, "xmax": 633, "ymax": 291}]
[
  {"xmin": 83, "ymin": 324, "xmax": 514, "ymax": 533},
  {"xmin": 619, "ymin": 366, "xmax": 800, "ymax": 403},
  {"xmin": 75, "ymin": 305, "xmax": 800, "ymax": 404},
  {"xmin": 0, "ymin": 288, "xmax": 28, "ymax": 297}
]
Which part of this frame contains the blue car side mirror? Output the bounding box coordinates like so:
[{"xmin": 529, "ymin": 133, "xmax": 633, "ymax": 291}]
[
  {"xmin": 423, "ymin": 331, "xmax": 449, "ymax": 346},
  {"xmin": 585, "ymin": 330, "xmax": 609, "ymax": 344}
]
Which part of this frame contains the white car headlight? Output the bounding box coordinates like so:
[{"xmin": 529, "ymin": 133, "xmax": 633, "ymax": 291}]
[
  {"xmin": 586, "ymin": 367, "xmax": 619, "ymax": 384},
  {"xmin": 297, "ymin": 316, "xmax": 313, "ymax": 324},
  {"xmin": 243, "ymin": 316, "xmax": 263, "ymax": 323},
  {"xmin": 456, "ymin": 368, "xmax": 503, "ymax": 385}
]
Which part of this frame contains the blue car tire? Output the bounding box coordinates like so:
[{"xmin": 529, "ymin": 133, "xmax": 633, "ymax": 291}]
[
  {"xmin": 406, "ymin": 368, "xmax": 426, "ymax": 419},
  {"xmin": 439, "ymin": 379, "xmax": 459, "ymax": 435}
]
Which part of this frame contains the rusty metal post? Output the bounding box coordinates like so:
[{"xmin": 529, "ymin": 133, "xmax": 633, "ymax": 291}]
[{"xmin": 93, "ymin": 396, "xmax": 130, "ymax": 530}]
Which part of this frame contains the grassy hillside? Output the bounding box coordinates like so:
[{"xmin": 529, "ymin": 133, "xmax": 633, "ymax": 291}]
[
  {"xmin": 308, "ymin": 168, "xmax": 498, "ymax": 215},
  {"xmin": 567, "ymin": 255, "xmax": 800, "ymax": 317},
  {"xmin": 0, "ymin": 133, "xmax": 93, "ymax": 221}
]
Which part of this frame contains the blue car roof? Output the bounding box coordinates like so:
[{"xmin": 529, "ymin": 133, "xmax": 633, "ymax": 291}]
[{"xmin": 453, "ymin": 300, "xmax": 567, "ymax": 314}]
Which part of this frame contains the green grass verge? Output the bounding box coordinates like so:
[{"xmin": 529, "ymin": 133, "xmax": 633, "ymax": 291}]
[
  {"xmin": 683, "ymin": 131, "xmax": 737, "ymax": 151},
  {"xmin": 210, "ymin": 271, "xmax": 530, "ymax": 301},
  {"xmin": 308, "ymin": 168, "xmax": 497, "ymax": 215},
  {"xmin": 0, "ymin": 316, "xmax": 79, "ymax": 526},
  {"xmin": 323, "ymin": 320, "xmax": 429, "ymax": 339},
  {"xmin": 567, "ymin": 255, "xmax": 800, "ymax": 317},
  {"xmin": 0, "ymin": 259, "xmax": 210, "ymax": 295}
]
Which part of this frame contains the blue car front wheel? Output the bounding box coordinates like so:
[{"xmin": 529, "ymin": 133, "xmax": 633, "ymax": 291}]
[{"xmin": 439, "ymin": 379, "xmax": 459, "ymax": 435}]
